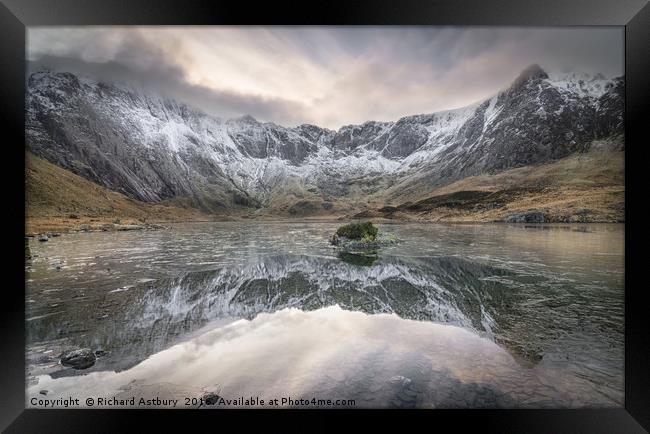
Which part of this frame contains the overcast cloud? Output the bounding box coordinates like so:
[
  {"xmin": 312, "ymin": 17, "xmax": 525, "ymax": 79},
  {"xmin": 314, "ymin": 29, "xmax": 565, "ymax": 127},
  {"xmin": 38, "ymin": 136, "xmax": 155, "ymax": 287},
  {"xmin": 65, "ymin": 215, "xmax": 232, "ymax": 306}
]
[{"xmin": 27, "ymin": 26, "xmax": 623, "ymax": 129}]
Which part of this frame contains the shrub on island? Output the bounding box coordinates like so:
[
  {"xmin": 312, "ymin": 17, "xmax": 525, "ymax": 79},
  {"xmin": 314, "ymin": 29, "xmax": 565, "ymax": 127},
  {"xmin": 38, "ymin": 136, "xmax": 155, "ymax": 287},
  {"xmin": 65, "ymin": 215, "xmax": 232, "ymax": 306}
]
[
  {"xmin": 330, "ymin": 221, "xmax": 398, "ymax": 251},
  {"xmin": 335, "ymin": 221, "xmax": 378, "ymax": 241}
]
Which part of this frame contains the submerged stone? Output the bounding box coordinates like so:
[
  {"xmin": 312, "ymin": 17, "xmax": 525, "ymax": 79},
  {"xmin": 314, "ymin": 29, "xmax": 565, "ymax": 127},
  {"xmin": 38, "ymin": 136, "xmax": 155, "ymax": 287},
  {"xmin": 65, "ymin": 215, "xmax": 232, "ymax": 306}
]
[
  {"xmin": 201, "ymin": 392, "xmax": 221, "ymax": 406},
  {"xmin": 60, "ymin": 348, "xmax": 96, "ymax": 370}
]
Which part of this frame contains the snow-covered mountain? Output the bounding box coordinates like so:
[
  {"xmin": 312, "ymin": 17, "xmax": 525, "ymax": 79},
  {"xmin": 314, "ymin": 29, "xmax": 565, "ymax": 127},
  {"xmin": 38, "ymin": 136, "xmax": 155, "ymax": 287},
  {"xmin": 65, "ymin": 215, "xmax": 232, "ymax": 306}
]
[{"xmin": 25, "ymin": 64, "xmax": 624, "ymax": 214}]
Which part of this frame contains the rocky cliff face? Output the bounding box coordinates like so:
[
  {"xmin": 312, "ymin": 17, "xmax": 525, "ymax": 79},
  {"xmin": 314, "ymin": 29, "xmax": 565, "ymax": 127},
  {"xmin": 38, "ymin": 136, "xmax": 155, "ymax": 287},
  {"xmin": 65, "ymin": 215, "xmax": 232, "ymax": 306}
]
[{"xmin": 25, "ymin": 65, "xmax": 624, "ymax": 213}]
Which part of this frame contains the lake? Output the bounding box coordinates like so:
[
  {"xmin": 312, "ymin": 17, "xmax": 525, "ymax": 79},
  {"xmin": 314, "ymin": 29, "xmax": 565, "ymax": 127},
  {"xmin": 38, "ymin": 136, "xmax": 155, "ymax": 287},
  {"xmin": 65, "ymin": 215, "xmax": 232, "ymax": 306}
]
[{"xmin": 25, "ymin": 222, "xmax": 624, "ymax": 408}]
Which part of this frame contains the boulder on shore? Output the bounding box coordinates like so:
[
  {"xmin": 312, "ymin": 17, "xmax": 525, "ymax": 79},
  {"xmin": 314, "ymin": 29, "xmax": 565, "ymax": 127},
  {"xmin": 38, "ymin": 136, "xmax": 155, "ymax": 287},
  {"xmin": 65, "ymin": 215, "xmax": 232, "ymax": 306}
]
[{"xmin": 504, "ymin": 211, "xmax": 546, "ymax": 223}]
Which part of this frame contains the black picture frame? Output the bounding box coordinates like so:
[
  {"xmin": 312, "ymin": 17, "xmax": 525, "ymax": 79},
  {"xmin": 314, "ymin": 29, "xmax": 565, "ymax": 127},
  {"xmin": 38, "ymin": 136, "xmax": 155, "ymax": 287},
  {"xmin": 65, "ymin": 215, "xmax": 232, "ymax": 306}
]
[{"xmin": 1, "ymin": 0, "xmax": 648, "ymax": 432}]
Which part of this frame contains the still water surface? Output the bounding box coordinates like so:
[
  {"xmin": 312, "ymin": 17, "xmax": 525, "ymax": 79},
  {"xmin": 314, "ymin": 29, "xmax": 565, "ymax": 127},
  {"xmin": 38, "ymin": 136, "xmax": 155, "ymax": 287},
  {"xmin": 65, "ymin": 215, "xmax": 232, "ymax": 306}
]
[{"xmin": 25, "ymin": 222, "xmax": 624, "ymax": 408}]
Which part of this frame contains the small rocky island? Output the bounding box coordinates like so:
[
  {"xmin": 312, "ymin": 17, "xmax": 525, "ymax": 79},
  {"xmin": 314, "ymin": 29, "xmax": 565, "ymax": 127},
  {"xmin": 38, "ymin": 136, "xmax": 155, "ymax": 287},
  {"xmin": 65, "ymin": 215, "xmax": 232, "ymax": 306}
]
[{"xmin": 329, "ymin": 222, "xmax": 398, "ymax": 252}]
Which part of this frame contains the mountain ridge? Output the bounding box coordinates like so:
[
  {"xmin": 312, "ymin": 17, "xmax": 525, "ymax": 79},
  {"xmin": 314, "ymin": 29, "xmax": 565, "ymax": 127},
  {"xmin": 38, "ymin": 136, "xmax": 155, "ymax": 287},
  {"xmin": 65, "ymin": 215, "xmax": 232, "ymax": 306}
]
[{"xmin": 25, "ymin": 64, "xmax": 624, "ymax": 218}]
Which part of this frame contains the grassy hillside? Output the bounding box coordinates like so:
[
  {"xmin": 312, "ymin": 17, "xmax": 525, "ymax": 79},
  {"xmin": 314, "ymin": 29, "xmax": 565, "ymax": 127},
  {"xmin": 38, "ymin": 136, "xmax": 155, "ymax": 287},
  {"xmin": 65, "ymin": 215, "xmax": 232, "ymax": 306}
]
[
  {"xmin": 353, "ymin": 144, "xmax": 624, "ymax": 223},
  {"xmin": 26, "ymin": 152, "xmax": 222, "ymax": 234}
]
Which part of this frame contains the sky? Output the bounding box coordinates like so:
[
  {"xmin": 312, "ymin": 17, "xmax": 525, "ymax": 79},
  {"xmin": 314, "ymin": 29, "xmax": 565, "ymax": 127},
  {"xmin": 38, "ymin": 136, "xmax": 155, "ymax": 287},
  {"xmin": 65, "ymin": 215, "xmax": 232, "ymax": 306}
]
[{"xmin": 27, "ymin": 26, "xmax": 624, "ymax": 130}]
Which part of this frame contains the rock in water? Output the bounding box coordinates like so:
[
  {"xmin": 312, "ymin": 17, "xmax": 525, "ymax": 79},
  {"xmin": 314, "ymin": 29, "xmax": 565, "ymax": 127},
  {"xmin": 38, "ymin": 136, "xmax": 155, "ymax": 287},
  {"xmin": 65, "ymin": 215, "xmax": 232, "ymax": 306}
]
[
  {"xmin": 202, "ymin": 392, "xmax": 221, "ymax": 406},
  {"xmin": 60, "ymin": 348, "xmax": 96, "ymax": 369},
  {"xmin": 330, "ymin": 222, "xmax": 399, "ymax": 252},
  {"xmin": 37, "ymin": 235, "xmax": 48, "ymax": 242}
]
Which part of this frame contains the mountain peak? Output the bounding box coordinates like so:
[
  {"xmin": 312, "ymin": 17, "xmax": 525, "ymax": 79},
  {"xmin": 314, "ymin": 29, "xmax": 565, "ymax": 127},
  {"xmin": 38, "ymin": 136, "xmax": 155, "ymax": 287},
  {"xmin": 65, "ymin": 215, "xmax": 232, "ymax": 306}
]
[
  {"xmin": 238, "ymin": 114, "xmax": 258, "ymax": 123},
  {"xmin": 511, "ymin": 64, "xmax": 549, "ymax": 89}
]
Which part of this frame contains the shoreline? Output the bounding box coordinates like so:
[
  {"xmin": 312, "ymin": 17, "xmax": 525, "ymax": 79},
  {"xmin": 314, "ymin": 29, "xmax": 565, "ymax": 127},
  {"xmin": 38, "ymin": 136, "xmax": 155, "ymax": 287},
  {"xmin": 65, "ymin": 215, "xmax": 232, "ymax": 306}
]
[{"xmin": 25, "ymin": 216, "xmax": 625, "ymax": 237}]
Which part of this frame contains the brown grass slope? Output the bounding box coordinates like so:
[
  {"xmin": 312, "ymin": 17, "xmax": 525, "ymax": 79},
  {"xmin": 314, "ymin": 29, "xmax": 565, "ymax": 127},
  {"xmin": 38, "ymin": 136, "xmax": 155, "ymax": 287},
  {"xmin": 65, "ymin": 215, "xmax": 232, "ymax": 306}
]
[
  {"xmin": 354, "ymin": 144, "xmax": 624, "ymax": 223},
  {"xmin": 26, "ymin": 152, "xmax": 220, "ymax": 234}
]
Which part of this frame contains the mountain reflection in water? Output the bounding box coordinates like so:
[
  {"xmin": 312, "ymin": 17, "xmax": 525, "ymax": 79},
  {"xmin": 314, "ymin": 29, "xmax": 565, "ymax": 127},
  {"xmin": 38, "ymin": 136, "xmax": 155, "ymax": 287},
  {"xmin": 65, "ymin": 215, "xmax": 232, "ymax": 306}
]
[{"xmin": 25, "ymin": 222, "xmax": 624, "ymax": 408}]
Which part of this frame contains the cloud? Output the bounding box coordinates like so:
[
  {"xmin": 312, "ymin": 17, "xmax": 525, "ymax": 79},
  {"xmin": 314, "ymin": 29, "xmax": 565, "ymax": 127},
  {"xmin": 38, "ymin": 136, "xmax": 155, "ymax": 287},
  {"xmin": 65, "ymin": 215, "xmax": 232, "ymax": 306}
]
[
  {"xmin": 27, "ymin": 26, "xmax": 623, "ymax": 129},
  {"xmin": 28, "ymin": 34, "xmax": 310, "ymax": 126}
]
